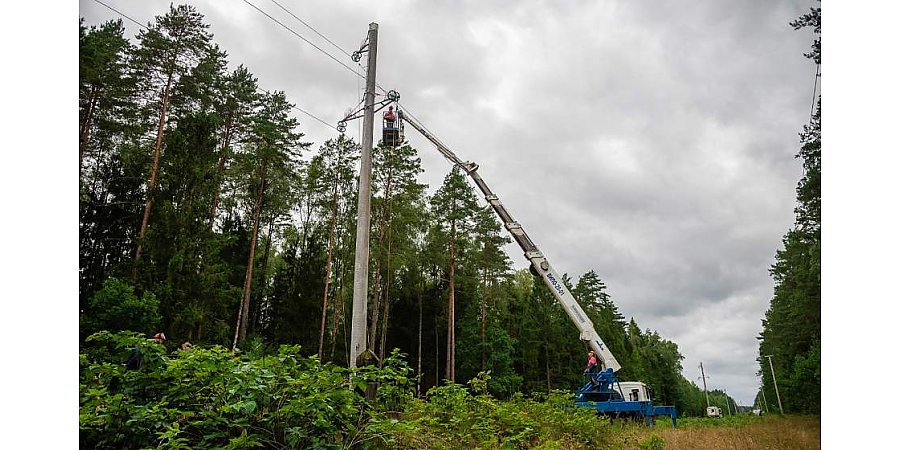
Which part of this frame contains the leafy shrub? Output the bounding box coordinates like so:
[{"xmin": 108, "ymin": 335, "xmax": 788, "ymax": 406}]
[
  {"xmin": 378, "ymin": 374, "xmax": 612, "ymax": 449},
  {"xmin": 81, "ymin": 277, "xmax": 161, "ymax": 336},
  {"xmin": 638, "ymin": 434, "xmax": 665, "ymax": 450},
  {"xmin": 81, "ymin": 334, "xmax": 615, "ymax": 449},
  {"xmin": 80, "ymin": 332, "xmax": 412, "ymax": 449}
]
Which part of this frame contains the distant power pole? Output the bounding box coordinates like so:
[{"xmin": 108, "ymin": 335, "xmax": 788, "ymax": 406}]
[
  {"xmin": 724, "ymin": 388, "xmax": 732, "ymax": 416},
  {"xmin": 699, "ymin": 362, "xmax": 711, "ymax": 407},
  {"xmin": 349, "ymin": 22, "xmax": 378, "ymax": 369},
  {"xmin": 760, "ymin": 385, "xmax": 770, "ymax": 413},
  {"xmin": 764, "ymin": 355, "xmax": 784, "ymax": 414}
]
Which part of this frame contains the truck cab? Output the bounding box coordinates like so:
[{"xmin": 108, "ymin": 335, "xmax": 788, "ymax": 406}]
[
  {"xmin": 618, "ymin": 381, "xmax": 651, "ymax": 402},
  {"xmin": 706, "ymin": 406, "xmax": 722, "ymax": 417}
]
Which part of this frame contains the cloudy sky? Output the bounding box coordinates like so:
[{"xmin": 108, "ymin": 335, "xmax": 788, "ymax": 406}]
[{"xmin": 76, "ymin": 0, "xmax": 820, "ymax": 406}]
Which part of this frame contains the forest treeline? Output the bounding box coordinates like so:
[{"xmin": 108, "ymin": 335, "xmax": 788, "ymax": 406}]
[
  {"xmin": 756, "ymin": 3, "xmax": 821, "ymax": 416},
  {"xmin": 80, "ymin": 4, "xmax": 732, "ymax": 417}
]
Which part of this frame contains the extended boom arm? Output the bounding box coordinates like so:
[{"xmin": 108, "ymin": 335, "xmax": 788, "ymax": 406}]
[{"xmin": 402, "ymin": 111, "xmax": 621, "ymax": 372}]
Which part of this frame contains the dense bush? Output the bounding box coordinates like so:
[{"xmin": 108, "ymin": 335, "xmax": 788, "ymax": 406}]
[
  {"xmin": 80, "ymin": 332, "xmax": 614, "ymax": 449},
  {"xmin": 80, "ymin": 331, "xmax": 413, "ymax": 449},
  {"xmin": 376, "ymin": 372, "xmax": 613, "ymax": 449},
  {"xmin": 81, "ymin": 278, "xmax": 161, "ymax": 337}
]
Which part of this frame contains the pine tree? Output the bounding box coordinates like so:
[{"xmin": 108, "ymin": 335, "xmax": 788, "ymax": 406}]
[
  {"xmin": 208, "ymin": 66, "xmax": 260, "ymax": 231},
  {"xmin": 231, "ymin": 91, "xmax": 307, "ymax": 350},
  {"xmin": 757, "ymin": 3, "xmax": 821, "ymax": 415},
  {"xmin": 369, "ymin": 141, "xmax": 428, "ymax": 362},
  {"xmin": 572, "ymin": 271, "xmax": 630, "ymax": 376},
  {"xmin": 310, "ymin": 135, "xmax": 361, "ymax": 359},
  {"xmin": 79, "ymin": 18, "xmax": 142, "ymax": 307},
  {"xmin": 79, "ymin": 18, "xmax": 134, "ymax": 175},
  {"xmin": 132, "ymin": 4, "xmax": 213, "ymax": 266},
  {"xmin": 427, "ymin": 167, "xmax": 481, "ymax": 382}
]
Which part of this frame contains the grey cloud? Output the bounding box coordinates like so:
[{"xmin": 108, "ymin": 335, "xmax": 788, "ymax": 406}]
[{"xmin": 80, "ymin": 0, "xmax": 817, "ymax": 406}]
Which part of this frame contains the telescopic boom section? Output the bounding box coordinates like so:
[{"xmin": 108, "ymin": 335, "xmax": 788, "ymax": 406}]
[{"xmin": 402, "ymin": 113, "xmax": 622, "ymax": 372}]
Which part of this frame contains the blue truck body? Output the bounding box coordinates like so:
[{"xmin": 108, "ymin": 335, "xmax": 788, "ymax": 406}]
[{"xmin": 573, "ymin": 368, "xmax": 678, "ymax": 427}]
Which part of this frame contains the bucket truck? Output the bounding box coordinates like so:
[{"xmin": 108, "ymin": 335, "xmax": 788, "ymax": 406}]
[{"xmin": 383, "ymin": 104, "xmax": 677, "ymax": 427}]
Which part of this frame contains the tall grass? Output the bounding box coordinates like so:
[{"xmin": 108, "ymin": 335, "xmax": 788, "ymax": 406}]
[{"xmin": 620, "ymin": 415, "xmax": 820, "ymax": 450}]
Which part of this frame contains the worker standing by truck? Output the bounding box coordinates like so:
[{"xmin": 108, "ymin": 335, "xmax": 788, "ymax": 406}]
[{"xmin": 585, "ymin": 349, "xmax": 598, "ymax": 374}]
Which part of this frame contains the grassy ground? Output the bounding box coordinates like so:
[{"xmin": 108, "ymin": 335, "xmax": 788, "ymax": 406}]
[{"xmin": 609, "ymin": 415, "xmax": 820, "ymax": 450}]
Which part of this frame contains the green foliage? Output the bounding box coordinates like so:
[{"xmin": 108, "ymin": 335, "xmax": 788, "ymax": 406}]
[
  {"xmin": 637, "ymin": 434, "xmax": 665, "ymax": 450},
  {"xmin": 81, "ymin": 332, "xmax": 403, "ymax": 449},
  {"xmin": 82, "ymin": 277, "xmax": 161, "ymax": 336},
  {"xmin": 82, "ymin": 332, "xmax": 618, "ymax": 449},
  {"xmin": 80, "ymin": 3, "xmax": 716, "ymax": 424},
  {"xmin": 391, "ymin": 385, "xmax": 612, "ymax": 449},
  {"xmin": 757, "ymin": 8, "xmax": 821, "ymax": 415}
]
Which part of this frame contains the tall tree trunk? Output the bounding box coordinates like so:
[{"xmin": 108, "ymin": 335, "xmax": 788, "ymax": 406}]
[
  {"xmin": 435, "ymin": 314, "xmax": 440, "ymax": 386},
  {"xmin": 319, "ymin": 166, "xmax": 341, "ymax": 359},
  {"xmin": 377, "ymin": 179, "xmax": 396, "ymax": 364},
  {"xmin": 79, "ymin": 84, "xmax": 99, "ymax": 173},
  {"xmin": 417, "ymin": 282, "xmax": 423, "ymax": 397},
  {"xmin": 445, "ymin": 218, "xmax": 456, "ymax": 382},
  {"xmin": 368, "ymin": 162, "xmax": 395, "ymax": 352},
  {"xmin": 332, "ymin": 274, "xmax": 346, "ymax": 361},
  {"xmin": 208, "ymin": 116, "xmax": 235, "ymax": 231},
  {"xmin": 480, "ymin": 266, "xmax": 487, "ymax": 371},
  {"xmin": 377, "ymin": 231, "xmax": 393, "ymax": 365},
  {"xmin": 545, "ymin": 340, "xmax": 551, "ymax": 393},
  {"xmin": 330, "ymin": 182, "xmax": 352, "ymax": 362},
  {"xmin": 330, "ymin": 222, "xmax": 349, "ymax": 362},
  {"xmin": 232, "ymin": 159, "xmax": 268, "ymax": 351},
  {"xmin": 251, "ymin": 216, "xmax": 275, "ymax": 334},
  {"xmin": 135, "ymin": 71, "xmax": 174, "ymax": 268}
]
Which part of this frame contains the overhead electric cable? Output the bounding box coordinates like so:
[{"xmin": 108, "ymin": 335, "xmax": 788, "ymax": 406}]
[
  {"xmin": 270, "ymin": 0, "xmax": 352, "ymax": 58},
  {"xmin": 88, "ymin": 0, "xmax": 339, "ymax": 133},
  {"xmin": 268, "ymin": 0, "xmax": 389, "ymax": 98},
  {"xmin": 92, "ymin": 0, "xmax": 146, "ymax": 29},
  {"xmin": 292, "ymin": 104, "xmax": 339, "ymax": 131},
  {"xmin": 809, "ymin": 63, "xmax": 820, "ymax": 121},
  {"xmin": 240, "ymin": 0, "xmax": 366, "ymax": 80}
]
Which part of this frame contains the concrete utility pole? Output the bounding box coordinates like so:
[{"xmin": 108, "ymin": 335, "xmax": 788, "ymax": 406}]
[
  {"xmin": 760, "ymin": 385, "xmax": 770, "ymax": 413},
  {"xmin": 349, "ymin": 22, "xmax": 378, "ymax": 368},
  {"xmin": 699, "ymin": 362, "xmax": 711, "ymax": 407},
  {"xmin": 724, "ymin": 388, "xmax": 732, "ymax": 416},
  {"xmin": 764, "ymin": 355, "xmax": 784, "ymax": 414}
]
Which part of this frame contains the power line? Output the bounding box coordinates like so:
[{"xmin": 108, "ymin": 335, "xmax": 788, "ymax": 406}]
[
  {"xmin": 270, "ymin": 0, "xmax": 352, "ymax": 58},
  {"xmin": 248, "ymin": 0, "xmax": 388, "ymax": 96},
  {"xmin": 91, "ymin": 0, "xmax": 146, "ymax": 29},
  {"xmin": 291, "ymin": 103, "xmax": 339, "ymax": 131},
  {"xmin": 87, "ymin": 0, "xmax": 339, "ymax": 133},
  {"xmin": 240, "ymin": 0, "xmax": 366, "ymax": 81},
  {"xmin": 809, "ymin": 63, "xmax": 820, "ymax": 121}
]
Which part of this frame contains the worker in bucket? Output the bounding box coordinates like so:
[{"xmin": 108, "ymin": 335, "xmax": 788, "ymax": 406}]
[{"xmin": 384, "ymin": 105, "xmax": 396, "ymax": 125}]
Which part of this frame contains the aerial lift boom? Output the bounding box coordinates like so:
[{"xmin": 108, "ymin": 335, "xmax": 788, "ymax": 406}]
[
  {"xmin": 401, "ymin": 110, "xmax": 621, "ymax": 372},
  {"xmin": 393, "ymin": 107, "xmax": 676, "ymax": 426}
]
